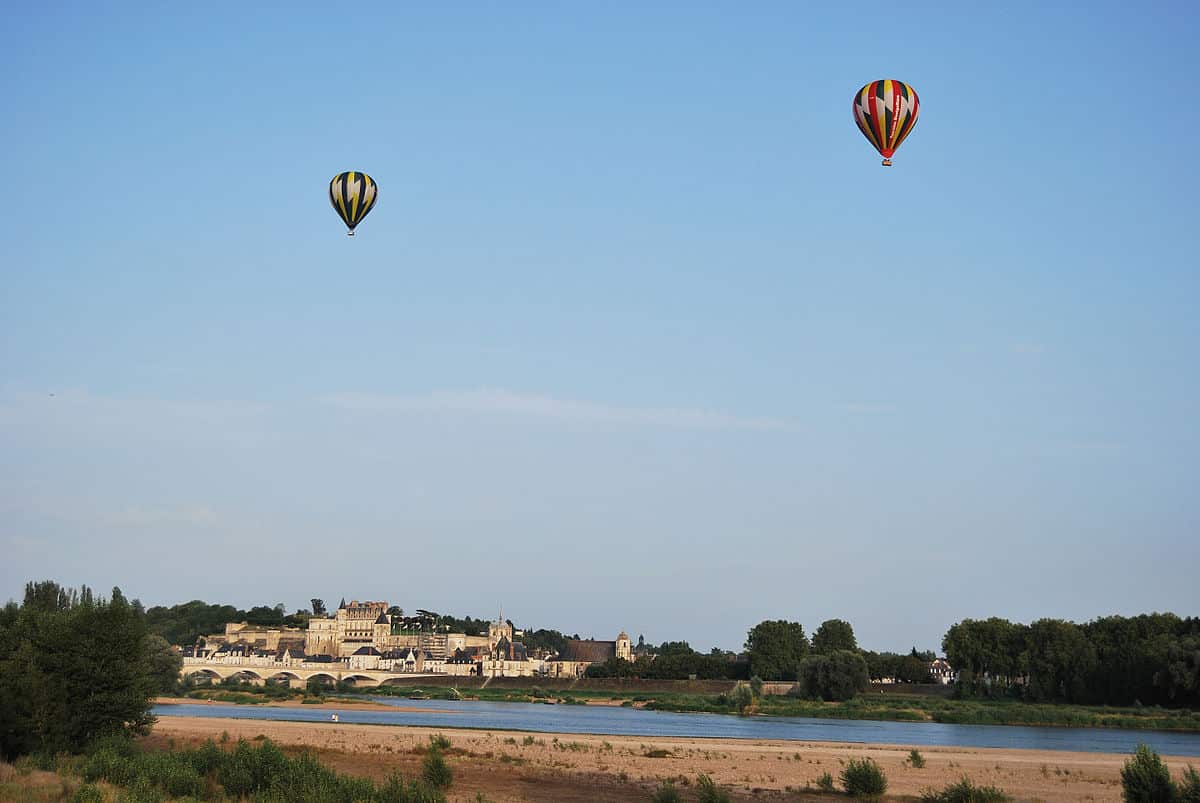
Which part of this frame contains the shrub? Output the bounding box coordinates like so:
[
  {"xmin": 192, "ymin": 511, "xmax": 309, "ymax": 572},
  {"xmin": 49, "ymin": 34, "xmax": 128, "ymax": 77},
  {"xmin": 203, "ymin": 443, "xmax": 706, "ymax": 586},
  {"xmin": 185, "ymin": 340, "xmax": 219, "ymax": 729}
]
[
  {"xmin": 184, "ymin": 739, "xmax": 224, "ymax": 775},
  {"xmin": 82, "ymin": 747, "xmax": 135, "ymax": 787},
  {"xmin": 123, "ymin": 776, "xmax": 165, "ymax": 803},
  {"xmin": 841, "ymin": 757, "xmax": 887, "ymax": 798},
  {"xmin": 817, "ymin": 772, "xmax": 836, "ymax": 792},
  {"xmin": 429, "ymin": 733, "xmax": 452, "ymax": 751},
  {"xmin": 920, "ymin": 777, "xmax": 1011, "ymax": 802},
  {"xmin": 696, "ymin": 774, "xmax": 731, "ymax": 803},
  {"xmin": 1121, "ymin": 744, "xmax": 1175, "ymax": 802},
  {"xmin": 1179, "ymin": 765, "xmax": 1200, "ymax": 803},
  {"xmin": 158, "ymin": 760, "xmax": 204, "ymax": 798},
  {"xmin": 377, "ymin": 771, "xmax": 446, "ymax": 803},
  {"xmin": 729, "ymin": 682, "xmax": 755, "ymax": 714},
  {"xmin": 422, "ymin": 747, "xmax": 453, "ymax": 789},
  {"xmin": 909, "ymin": 748, "xmax": 927, "ymax": 768},
  {"xmin": 651, "ymin": 780, "xmax": 682, "ymax": 802},
  {"xmin": 797, "ymin": 651, "xmax": 870, "ymax": 701},
  {"xmin": 70, "ymin": 784, "xmax": 105, "ymax": 803}
]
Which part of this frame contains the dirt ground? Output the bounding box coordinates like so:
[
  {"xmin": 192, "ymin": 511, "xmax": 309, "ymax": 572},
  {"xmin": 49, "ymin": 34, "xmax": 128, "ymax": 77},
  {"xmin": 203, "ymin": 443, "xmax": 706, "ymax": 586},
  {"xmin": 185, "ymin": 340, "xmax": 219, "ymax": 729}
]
[{"xmin": 147, "ymin": 714, "xmax": 1199, "ymax": 802}]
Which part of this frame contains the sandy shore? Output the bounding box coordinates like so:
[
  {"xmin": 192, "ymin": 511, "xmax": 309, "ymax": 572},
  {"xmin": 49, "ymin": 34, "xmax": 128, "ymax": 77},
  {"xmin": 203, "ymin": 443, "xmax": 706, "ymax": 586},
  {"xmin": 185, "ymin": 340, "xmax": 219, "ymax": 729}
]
[{"xmin": 146, "ymin": 714, "xmax": 1200, "ymax": 802}]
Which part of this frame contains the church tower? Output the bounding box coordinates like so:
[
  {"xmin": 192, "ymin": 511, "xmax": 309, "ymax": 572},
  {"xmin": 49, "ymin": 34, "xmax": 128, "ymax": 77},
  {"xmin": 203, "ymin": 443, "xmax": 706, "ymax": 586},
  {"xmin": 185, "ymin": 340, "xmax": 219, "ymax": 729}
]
[{"xmin": 616, "ymin": 631, "xmax": 632, "ymax": 662}]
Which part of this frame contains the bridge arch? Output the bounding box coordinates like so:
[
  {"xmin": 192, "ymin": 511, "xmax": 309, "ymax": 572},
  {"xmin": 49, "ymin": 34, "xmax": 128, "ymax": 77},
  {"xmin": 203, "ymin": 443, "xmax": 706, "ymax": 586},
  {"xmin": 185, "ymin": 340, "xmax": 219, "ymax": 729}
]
[
  {"xmin": 306, "ymin": 673, "xmax": 337, "ymax": 686},
  {"xmin": 266, "ymin": 672, "xmax": 302, "ymax": 687},
  {"xmin": 184, "ymin": 668, "xmax": 221, "ymax": 683},
  {"xmin": 341, "ymin": 674, "xmax": 380, "ymax": 688}
]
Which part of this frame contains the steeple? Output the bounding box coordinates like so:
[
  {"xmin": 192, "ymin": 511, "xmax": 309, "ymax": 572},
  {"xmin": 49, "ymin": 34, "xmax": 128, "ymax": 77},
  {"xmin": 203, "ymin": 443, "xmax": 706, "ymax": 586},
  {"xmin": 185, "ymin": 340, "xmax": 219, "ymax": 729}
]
[{"xmin": 339, "ymin": 597, "xmax": 347, "ymax": 610}]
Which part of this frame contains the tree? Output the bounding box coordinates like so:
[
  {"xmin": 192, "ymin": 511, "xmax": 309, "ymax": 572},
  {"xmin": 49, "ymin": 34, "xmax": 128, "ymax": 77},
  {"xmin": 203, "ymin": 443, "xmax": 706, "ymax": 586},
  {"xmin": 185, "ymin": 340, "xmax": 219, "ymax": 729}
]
[
  {"xmin": 942, "ymin": 617, "xmax": 1027, "ymax": 690},
  {"xmin": 812, "ymin": 619, "xmax": 858, "ymax": 654},
  {"xmin": 522, "ymin": 628, "xmax": 568, "ymax": 656},
  {"xmin": 745, "ymin": 620, "xmax": 809, "ymax": 681},
  {"xmin": 144, "ymin": 634, "xmax": 183, "ymax": 694},
  {"xmin": 796, "ymin": 651, "xmax": 869, "ymax": 701},
  {"xmin": 1121, "ymin": 743, "xmax": 1175, "ymax": 802},
  {"xmin": 310, "ymin": 598, "xmax": 326, "ymax": 617},
  {"xmin": 909, "ymin": 647, "xmax": 935, "ymax": 662},
  {"xmin": 243, "ymin": 605, "xmax": 284, "ymax": 627},
  {"xmin": 1023, "ymin": 619, "xmax": 1097, "ymax": 703},
  {"xmin": 896, "ymin": 654, "xmax": 931, "ymax": 684},
  {"xmin": 1157, "ymin": 634, "xmax": 1200, "ymax": 705},
  {"xmin": 0, "ymin": 582, "xmax": 158, "ymax": 759}
]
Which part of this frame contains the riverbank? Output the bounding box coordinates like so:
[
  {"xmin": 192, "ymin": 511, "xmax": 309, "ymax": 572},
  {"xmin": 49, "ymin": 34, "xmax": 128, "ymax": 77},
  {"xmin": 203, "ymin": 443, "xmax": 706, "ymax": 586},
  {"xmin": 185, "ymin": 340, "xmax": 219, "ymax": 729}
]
[
  {"xmin": 147, "ymin": 714, "xmax": 1200, "ymax": 802},
  {"xmin": 155, "ymin": 695, "xmax": 402, "ymax": 711}
]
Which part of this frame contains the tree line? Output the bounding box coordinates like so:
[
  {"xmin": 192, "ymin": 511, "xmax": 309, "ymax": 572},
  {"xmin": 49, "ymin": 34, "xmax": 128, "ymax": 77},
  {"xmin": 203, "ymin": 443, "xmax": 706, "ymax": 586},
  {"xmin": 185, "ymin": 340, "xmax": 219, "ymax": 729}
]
[
  {"xmin": 144, "ymin": 599, "xmax": 314, "ymax": 646},
  {"xmin": 135, "ymin": 592, "xmax": 1200, "ymax": 708},
  {"xmin": 942, "ymin": 613, "xmax": 1200, "ymax": 707}
]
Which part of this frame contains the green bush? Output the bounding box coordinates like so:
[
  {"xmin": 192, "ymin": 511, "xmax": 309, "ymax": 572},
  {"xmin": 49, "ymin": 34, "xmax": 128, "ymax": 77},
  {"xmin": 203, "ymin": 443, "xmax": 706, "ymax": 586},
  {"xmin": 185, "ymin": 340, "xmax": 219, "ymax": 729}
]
[
  {"xmin": 122, "ymin": 775, "xmax": 165, "ymax": 803},
  {"xmin": 70, "ymin": 784, "xmax": 105, "ymax": 803},
  {"xmin": 919, "ymin": 777, "xmax": 1011, "ymax": 802},
  {"xmin": 909, "ymin": 748, "xmax": 927, "ymax": 768},
  {"xmin": 422, "ymin": 747, "xmax": 453, "ymax": 789},
  {"xmin": 651, "ymin": 780, "xmax": 682, "ymax": 802},
  {"xmin": 1121, "ymin": 744, "xmax": 1176, "ymax": 802},
  {"xmin": 376, "ymin": 771, "xmax": 446, "ymax": 802},
  {"xmin": 429, "ymin": 733, "xmax": 452, "ymax": 751},
  {"xmin": 729, "ymin": 682, "xmax": 755, "ymax": 713},
  {"xmin": 1178, "ymin": 765, "xmax": 1200, "ymax": 803},
  {"xmin": 817, "ymin": 771, "xmax": 836, "ymax": 792},
  {"xmin": 82, "ymin": 747, "xmax": 136, "ymax": 786},
  {"xmin": 696, "ymin": 774, "xmax": 731, "ymax": 803},
  {"xmin": 841, "ymin": 757, "xmax": 888, "ymax": 798}
]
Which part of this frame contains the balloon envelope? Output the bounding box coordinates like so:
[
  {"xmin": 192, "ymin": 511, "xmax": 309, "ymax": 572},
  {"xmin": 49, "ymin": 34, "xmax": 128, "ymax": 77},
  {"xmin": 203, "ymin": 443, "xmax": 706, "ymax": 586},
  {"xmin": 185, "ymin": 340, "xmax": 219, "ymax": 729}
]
[
  {"xmin": 853, "ymin": 80, "xmax": 920, "ymax": 162},
  {"xmin": 329, "ymin": 171, "xmax": 378, "ymax": 234}
]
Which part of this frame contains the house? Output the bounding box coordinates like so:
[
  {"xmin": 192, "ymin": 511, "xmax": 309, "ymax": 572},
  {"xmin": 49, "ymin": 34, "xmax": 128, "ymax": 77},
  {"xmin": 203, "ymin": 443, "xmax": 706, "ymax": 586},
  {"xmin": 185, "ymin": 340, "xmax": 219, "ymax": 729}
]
[
  {"xmin": 929, "ymin": 659, "xmax": 956, "ymax": 685},
  {"xmin": 348, "ymin": 646, "xmax": 383, "ymax": 671}
]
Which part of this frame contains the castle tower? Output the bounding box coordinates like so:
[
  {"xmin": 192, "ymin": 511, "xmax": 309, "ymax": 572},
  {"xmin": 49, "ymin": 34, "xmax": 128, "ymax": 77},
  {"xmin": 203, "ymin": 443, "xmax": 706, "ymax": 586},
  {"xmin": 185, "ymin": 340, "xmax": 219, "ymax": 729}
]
[{"xmin": 373, "ymin": 611, "xmax": 390, "ymax": 648}]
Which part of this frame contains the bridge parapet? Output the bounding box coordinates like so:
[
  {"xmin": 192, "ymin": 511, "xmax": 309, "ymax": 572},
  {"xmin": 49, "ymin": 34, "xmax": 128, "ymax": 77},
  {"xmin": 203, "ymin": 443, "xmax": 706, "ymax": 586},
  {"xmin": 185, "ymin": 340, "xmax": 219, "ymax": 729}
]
[{"xmin": 180, "ymin": 658, "xmax": 440, "ymax": 688}]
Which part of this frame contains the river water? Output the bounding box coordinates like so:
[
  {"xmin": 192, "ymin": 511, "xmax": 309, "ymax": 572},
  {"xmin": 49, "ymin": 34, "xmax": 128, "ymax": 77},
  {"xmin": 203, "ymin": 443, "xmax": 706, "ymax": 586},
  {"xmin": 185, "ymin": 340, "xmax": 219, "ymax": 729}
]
[{"xmin": 153, "ymin": 698, "xmax": 1200, "ymax": 757}]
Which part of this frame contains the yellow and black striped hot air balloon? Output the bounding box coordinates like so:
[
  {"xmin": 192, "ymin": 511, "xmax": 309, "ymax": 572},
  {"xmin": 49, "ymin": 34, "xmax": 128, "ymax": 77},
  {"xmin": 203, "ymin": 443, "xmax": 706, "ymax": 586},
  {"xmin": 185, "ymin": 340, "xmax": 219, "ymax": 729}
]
[
  {"xmin": 853, "ymin": 80, "xmax": 920, "ymax": 166},
  {"xmin": 329, "ymin": 171, "xmax": 378, "ymax": 235}
]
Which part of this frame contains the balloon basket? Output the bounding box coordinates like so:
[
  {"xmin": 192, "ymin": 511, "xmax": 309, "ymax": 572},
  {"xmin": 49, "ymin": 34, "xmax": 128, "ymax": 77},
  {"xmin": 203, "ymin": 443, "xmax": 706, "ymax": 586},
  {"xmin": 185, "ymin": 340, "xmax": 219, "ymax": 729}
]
[
  {"xmin": 347, "ymin": 230, "xmax": 355, "ymax": 236},
  {"xmin": 881, "ymin": 158, "xmax": 893, "ymax": 167}
]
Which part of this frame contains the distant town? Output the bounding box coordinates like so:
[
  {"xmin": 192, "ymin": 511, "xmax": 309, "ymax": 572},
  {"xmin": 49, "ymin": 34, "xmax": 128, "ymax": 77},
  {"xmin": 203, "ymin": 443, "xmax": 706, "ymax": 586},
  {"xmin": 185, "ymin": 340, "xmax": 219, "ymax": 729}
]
[
  {"xmin": 181, "ymin": 598, "xmax": 636, "ymax": 686},
  {"xmin": 178, "ymin": 597, "xmax": 957, "ymax": 689}
]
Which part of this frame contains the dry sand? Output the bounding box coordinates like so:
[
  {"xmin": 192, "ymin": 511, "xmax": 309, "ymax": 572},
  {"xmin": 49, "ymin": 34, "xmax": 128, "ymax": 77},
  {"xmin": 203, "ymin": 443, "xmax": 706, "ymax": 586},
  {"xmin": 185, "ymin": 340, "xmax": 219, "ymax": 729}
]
[{"xmin": 147, "ymin": 713, "xmax": 1200, "ymax": 802}]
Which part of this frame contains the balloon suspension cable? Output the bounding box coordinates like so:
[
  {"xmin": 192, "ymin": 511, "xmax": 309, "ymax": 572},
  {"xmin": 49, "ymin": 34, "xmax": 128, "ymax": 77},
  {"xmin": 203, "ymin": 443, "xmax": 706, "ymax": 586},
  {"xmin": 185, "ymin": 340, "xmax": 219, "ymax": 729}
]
[{"xmin": 881, "ymin": 158, "xmax": 893, "ymax": 167}]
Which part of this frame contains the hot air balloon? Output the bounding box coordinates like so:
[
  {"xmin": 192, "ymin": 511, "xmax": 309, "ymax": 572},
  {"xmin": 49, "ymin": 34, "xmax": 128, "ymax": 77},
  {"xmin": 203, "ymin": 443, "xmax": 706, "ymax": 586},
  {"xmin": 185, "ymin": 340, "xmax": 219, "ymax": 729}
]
[
  {"xmin": 329, "ymin": 171, "xmax": 378, "ymax": 235},
  {"xmin": 853, "ymin": 80, "xmax": 920, "ymax": 166}
]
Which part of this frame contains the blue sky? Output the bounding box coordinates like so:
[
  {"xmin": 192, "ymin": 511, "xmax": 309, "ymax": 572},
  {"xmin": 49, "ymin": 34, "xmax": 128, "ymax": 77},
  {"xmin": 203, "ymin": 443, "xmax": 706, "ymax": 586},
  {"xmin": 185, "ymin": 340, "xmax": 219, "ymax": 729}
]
[{"xmin": 2, "ymin": 3, "xmax": 1197, "ymax": 653}]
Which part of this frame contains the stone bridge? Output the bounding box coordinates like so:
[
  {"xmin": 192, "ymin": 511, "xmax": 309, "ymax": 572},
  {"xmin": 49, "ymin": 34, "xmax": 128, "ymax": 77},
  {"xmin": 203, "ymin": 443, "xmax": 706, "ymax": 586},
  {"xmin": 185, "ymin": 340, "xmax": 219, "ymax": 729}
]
[{"xmin": 180, "ymin": 658, "xmax": 441, "ymax": 688}]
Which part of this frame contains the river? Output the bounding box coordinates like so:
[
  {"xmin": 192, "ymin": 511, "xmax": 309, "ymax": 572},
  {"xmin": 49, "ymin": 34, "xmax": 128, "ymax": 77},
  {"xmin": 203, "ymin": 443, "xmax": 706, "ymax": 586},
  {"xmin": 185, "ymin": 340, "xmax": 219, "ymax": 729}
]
[{"xmin": 153, "ymin": 698, "xmax": 1200, "ymax": 757}]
